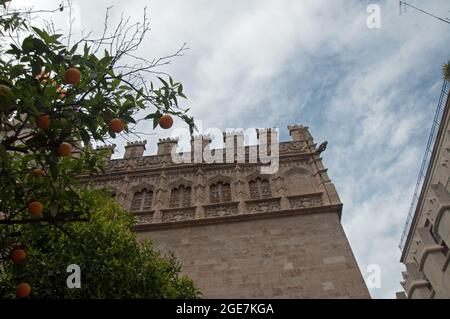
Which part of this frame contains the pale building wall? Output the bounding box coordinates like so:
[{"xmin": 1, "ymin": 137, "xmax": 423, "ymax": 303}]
[
  {"xmin": 137, "ymin": 212, "xmax": 369, "ymax": 298},
  {"xmin": 401, "ymin": 92, "xmax": 450, "ymax": 299},
  {"xmin": 86, "ymin": 125, "xmax": 370, "ymax": 299}
]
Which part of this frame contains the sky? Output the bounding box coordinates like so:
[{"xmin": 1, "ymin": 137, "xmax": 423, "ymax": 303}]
[{"xmin": 11, "ymin": 0, "xmax": 450, "ymax": 298}]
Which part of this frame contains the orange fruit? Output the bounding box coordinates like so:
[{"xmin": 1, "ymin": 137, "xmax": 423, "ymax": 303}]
[
  {"xmin": 32, "ymin": 168, "xmax": 45, "ymax": 177},
  {"xmin": 28, "ymin": 201, "xmax": 43, "ymax": 216},
  {"xmin": 108, "ymin": 118, "xmax": 124, "ymax": 133},
  {"xmin": 159, "ymin": 114, "xmax": 173, "ymax": 129},
  {"xmin": 11, "ymin": 249, "xmax": 27, "ymax": 264},
  {"xmin": 36, "ymin": 114, "xmax": 51, "ymax": 129},
  {"xmin": 64, "ymin": 68, "xmax": 81, "ymax": 85},
  {"xmin": 57, "ymin": 142, "xmax": 72, "ymax": 157},
  {"xmin": 16, "ymin": 283, "xmax": 31, "ymax": 299}
]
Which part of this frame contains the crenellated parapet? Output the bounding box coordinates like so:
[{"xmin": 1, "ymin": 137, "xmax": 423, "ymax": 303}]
[
  {"xmin": 113, "ymin": 127, "xmax": 316, "ymax": 163},
  {"xmin": 84, "ymin": 124, "xmax": 341, "ymax": 227},
  {"xmin": 157, "ymin": 137, "xmax": 178, "ymax": 156},
  {"xmin": 124, "ymin": 140, "xmax": 146, "ymax": 158},
  {"xmin": 95, "ymin": 144, "xmax": 116, "ymax": 160}
]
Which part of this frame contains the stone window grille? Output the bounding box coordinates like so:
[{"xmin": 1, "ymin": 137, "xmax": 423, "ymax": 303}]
[
  {"xmin": 210, "ymin": 182, "xmax": 231, "ymax": 203},
  {"xmin": 249, "ymin": 177, "xmax": 271, "ymax": 199},
  {"xmin": 170, "ymin": 185, "xmax": 192, "ymax": 208},
  {"xmin": 131, "ymin": 189, "xmax": 153, "ymax": 212}
]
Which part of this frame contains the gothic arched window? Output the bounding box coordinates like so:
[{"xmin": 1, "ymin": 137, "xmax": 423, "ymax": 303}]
[
  {"xmin": 249, "ymin": 177, "xmax": 271, "ymax": 199},
  {"xmin": 210, "ymin": 182, "xmax": 231, "ymax": 203},
  {"xmin": 170, "ymin": 185, "xmax": 191, "ymax": 208},
  {"xmin": 131, "ymin": 189, "xmax": 153, "ymax": 212}
]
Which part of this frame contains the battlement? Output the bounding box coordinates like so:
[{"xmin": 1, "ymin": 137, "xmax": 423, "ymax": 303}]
[
  {"xmin": 95, "ymin": 144, "xmax": 117, "ymax": 160},
  {"xmin": 100, "ymin": 125, "xmax": 316, "ymax": 163},
  {"xmin": 124, "ymin": 140, "xmax": 147, "ymax": 158}
]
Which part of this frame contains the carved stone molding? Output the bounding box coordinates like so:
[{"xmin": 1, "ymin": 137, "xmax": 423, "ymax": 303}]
[
  {"xmin": 288, "ymin": 193, "xmax": 323, "ymax": 209},
  {"xmin": 134, "ymin": 211, "xmax": 154, "ymax": 225},
  {"xmin": 279, "ymin": 141, "xmax": 307, "ymax": 154},
  {"xmin": 204, "ymin": 202, "xmax": 239, "ymax": 218},
  {"xmin": 245, "ymin": 197, "xmax": 281, "ymax": 214},
  {"xmin": 161, "ymin": 207, "xmax": 196, "ymax": 223}
]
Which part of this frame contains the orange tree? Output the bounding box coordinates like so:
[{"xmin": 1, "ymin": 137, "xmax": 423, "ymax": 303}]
[
  {"xmin": 0, "ymin": 190, "xmax": 199, "ymax": 298},
  {"xmin": 0, "ymin": 0, "xmax": 194, "ymax": 295}
]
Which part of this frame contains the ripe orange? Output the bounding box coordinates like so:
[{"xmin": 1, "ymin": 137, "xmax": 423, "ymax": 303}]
[
  {"xmin": 36, "ymin": 114, "xmax": 51, "ymax": 129},
  {"xmin": 11, "ymin": 249, "xmax": 27, "ymax": 264},
  {"xmin": 32, "ymin": 168, "xmax": 45, "ymax": 177},
  {"xmin": 64, "ymin": 68, "xmax": 81, "ymax": 85},
  {"xmin": 16, "ymin": 283, "xmax": 31, "ymax": 299},
  {"xmin": 28, "ymin": 201, "xmax": 43, "ymax": 216},
  {"xmin": 108, "ymin": 118, "xmax": 124, "ymax": 133},
  {"xmin": 159, "ymin": 114, "xmax": 173, "ymax": 129},
  {"xmin": 57, "ymin": 142, "xmax": 72, "ymax": 157}
]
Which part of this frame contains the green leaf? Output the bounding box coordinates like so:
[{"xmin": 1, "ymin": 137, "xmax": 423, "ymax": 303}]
[
  {"xmin": 153, "ymin": 112, "xmax": 162, "ymax": 129},
  {"xmin": 5, "ymin": 44, "xmax": 21, "ymax": 55},
  {"xmin": 120, "ymin": 114, "xmax": 136, "ymax": 124},
  {"xmin": 69, "ymin": 43, "xmax": 79, "ymax": 54},
  {"xmin": 48, "ymin": 34, "xmax": 63, "ymax": 43},
  {"xmin": 136, "ymin": 88, "xmax": 143, "ymax": 100},
  {"xmin": 83, "ymin": 42, "xmax": 90, "ymax": 57},
  {"xmin": 22, "ymin": 36, "xmax": 35, "ymax": 52},
  {"xmin": 49, "ymin": 202, "xmax": 59, "ymax": 217},
  {"xmin": 80, "ymin": 130, "xmax": 91, "ymax": 145},
  {"xmin": 49, "ymin": 159, "xmax": 58, "ymax": 180},
  {"xmin": 111, "ymin": 78, "xmax": 121, "ymax": 91},
  {"xmin": 56, "ymin": 54, "xmax": 66, "ymax": 65},
  {"xmin": 153, "ymin": 118, "xmax": 159, "ymax": 129},
  {"xmin": 31, "ymin": 61, "xmax": 43, "ymax": 77},
  {"xmin": 32, "ymin": 38, "xmax": 48, "ymax": 53},
  {"xmin": 32, "ymin": 26, "xmax": 47, "ymax": 40},
  {"xmin": 157, "ymin": 76, "xmax": 169, "ymax": 88}
]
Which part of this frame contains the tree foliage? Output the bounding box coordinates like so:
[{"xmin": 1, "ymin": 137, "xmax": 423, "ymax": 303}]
[
  {"xmin": 0, "ymin": 0, "xmax": 197, "ymax": 297},
  {"xmin": 0, "ymin": 1, "xmax": 193, "ymax": 250},
  {"xmin": 0, "ymin": 190, "xmax": 199, "ymax": 298},
  {"xmin": 443, "ymin": 62, "xmax": 450, "ymax": 82}
]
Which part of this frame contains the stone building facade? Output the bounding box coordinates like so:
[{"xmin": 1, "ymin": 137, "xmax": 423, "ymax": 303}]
[
  {"xmin": 399, "ymin": 88, "xmax": 450, "ymax": 299},
  {"xmin": 87, "ymin": 125, "xmax": 370, "ymax": 298}
]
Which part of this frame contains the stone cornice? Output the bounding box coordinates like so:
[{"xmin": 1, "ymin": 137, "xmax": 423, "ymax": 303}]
[
  {"xmin": 132, "ymin": 204, "xmax": 342, "ymax": 232},
  {"xmin": 286, "ymin": 192, "xmax": 323, "ymax": 199},
  {"xmin": 244, "ymin": 196, "xmax": 282, "ymax": 204},
  {"xmin": 202, "ymin": 201, "xmax": 240, "ymax": 209},
  {"xmin": 80, "ymin": 151, "xmax": 316, "ymax": 181}
]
